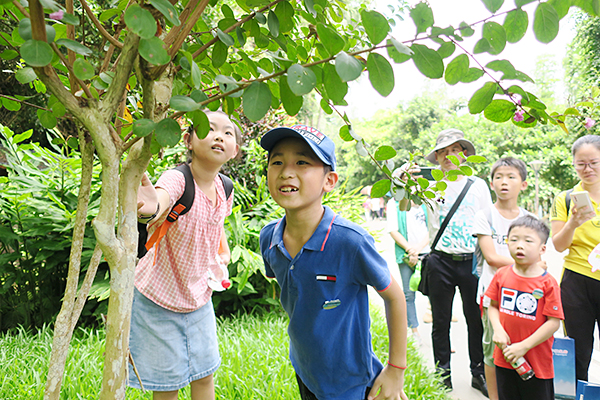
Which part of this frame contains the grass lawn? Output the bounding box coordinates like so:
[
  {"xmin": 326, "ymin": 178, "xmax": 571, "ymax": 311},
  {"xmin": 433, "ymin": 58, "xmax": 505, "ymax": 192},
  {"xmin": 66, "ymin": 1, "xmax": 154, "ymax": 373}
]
[{"xmin": 0, "ymin": 307, "xmax": 449, "ymax": 399}]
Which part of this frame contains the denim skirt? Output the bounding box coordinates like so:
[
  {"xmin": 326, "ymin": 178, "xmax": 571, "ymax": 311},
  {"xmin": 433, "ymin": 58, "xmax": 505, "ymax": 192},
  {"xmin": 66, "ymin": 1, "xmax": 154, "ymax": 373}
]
[{"xmin": 128, "ymin": 288, "xmax": 220, "ymax": 392}]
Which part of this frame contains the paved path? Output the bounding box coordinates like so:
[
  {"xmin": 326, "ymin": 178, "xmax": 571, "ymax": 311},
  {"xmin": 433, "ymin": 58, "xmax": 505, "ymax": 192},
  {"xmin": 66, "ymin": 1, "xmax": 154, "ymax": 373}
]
[{"xmin": 363, "ymin": 217, "xmax": 600, "ymax": 400}]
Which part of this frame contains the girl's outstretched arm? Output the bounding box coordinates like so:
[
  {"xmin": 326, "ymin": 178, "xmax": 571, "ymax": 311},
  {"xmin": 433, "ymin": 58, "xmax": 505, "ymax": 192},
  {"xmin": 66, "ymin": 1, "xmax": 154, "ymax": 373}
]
[{"xmin": 137, "ymin": 173, "xmax": 169, "ymax": 223}]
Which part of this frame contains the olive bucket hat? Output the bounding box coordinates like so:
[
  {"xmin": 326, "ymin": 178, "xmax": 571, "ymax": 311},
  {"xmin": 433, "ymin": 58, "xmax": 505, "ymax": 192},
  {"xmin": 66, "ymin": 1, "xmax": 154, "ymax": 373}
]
[{"xmin": 425, "ymin": 128, "xmax": 476, "ymax": 165}]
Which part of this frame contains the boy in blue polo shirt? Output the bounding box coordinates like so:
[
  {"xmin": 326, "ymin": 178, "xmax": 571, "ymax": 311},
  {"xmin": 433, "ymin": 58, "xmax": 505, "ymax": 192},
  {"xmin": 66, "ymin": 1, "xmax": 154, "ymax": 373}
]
[{"xmin": 259, "ymin": 125, "xmax": 408, "ymax": 400}]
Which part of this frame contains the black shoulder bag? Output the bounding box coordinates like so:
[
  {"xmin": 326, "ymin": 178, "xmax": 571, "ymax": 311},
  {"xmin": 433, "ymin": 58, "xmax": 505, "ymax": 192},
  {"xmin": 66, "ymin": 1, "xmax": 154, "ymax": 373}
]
[{"xmin": 418, "ymin": 178, "xmax": 474, "ymax": 296}]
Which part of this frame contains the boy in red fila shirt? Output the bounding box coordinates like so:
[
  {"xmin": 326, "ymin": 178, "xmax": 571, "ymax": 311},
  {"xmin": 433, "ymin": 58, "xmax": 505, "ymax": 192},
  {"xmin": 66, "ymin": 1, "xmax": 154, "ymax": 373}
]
[{"xmin": 485, "ymin": 215, "xmax": 564, "ymax": 400}]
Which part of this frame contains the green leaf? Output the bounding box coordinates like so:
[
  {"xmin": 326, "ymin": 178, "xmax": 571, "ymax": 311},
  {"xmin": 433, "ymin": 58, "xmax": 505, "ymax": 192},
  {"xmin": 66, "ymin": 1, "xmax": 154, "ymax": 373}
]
[
  {"xmin": 45, "ymin": 25, "xmax": 56, "ymax": 43},
  {"xmin": 460, "ymin": 68, "xmax": 484, "ymax": 83},
  {"xmin": 190, "ymin": 89, "xmax": 208, "ymax": 104},
  {"xmin": 564, "ymin": 107, "xmax": 581, "ymax": 116},
  {"xmin": 242, "ymin": 81, "xmax": 272, "ymax": 121},
  {"xmin": 549, "ymin": 0, "xmax": 571, "ymax": 19},
  {"xmin": 390, "ymin": 37, "xmax": 413, "ymax": 57},
  {"xmin": 216, "ymin": 75, "xmax": 240, "ymax": 97},
  {"xmin": 216, "ymin": 28, "xmax": 235, "ymax": 47},
  {"xmin": 138, "ymin": 37, "xmax": 170, "ymax": 65},
  {"xmin": 21, "ymin": 40, "xmax": 53, "ymax": 67},
  {"xmin": 255, "ymin": 11, "xmax": 266, "ymax": 24},
  {"xmin": 212, "ymin": 40, "xmax": 228, "ymax": 68},
  {"xmin": 466, "ymin": 155, "xmax": 487, "ymax": 163},
  {"xmin": 483, "ymin": 99, "xmax": 516, "ymax": 122},
  {"xmin": 62, "ymin": 12, "xmax": 80, "ymax": 26},
  {"xmin": 367, "ymin": 53, "xmax": 394, "ymax": 97},
  {"xmin": 431, "ymin": 169, "xmax": 444, "ymax": 181},
  {"xmin": 474, "ymin": 38, "xmax": 491, "ymax": 54},
  {"xmin": 48, "ymin": 96, "xmax": 67, "ymax": 118},
  {"xmin": 37, "ymin": 109, "xmax": 57, "ymax": 129},
  {"xmin": 507, "ymin": 85, "xmax": 530, "ymax": 103},
  {"xmin": 124, "ymin": 5, "xmax": 157, "ymax": 39},
  {"xmin": 189, "ymin": 110, "xmax": 210, "ymax": 139},
  {"xmin": 236, "ymin": 26, "xmax": 246, "ymax": 47},
  {"xmin": 279, "ymin": 76, "xmax": 303, "ymax": 116},
  {"xmin": 460, "ymin": 165, "xmax": 473, "ymax": 175},
  {"xmin": 267, "ymin": 10, "xmax": 279, "ymax": 37},
  {"xmin": 287, "ymin": 64, "xmax": 317, "ymax": 96},
  {"xmin": 411, "ymin": 44, "xmax": 444, "ymax": 79},
  {"xmin": 15, "ymin": 67, "xmax": 37, "ymax": 84},
  {"xmin": 387, "ymin": 38, "xmax": 413, "ymax": 64},
  {"xmin": 18, "ymin": 18, "xmax": 32, "ymax": 41},
  {"xmin": 170, "ymin": 95, "xmax": 200, "ymax": 111},
  {"xmin": 374, "ymin": 145, "xmax": 397, "ymax": 161},
  {"xmin": 360, "ymin": 10, "xmax": 389, "ymax": 45},
  {"xmin": 371, "ymin": 179, "xmax": 391, "ymax": 198},
  {"xmin": 275, "ymin": 1, "xmax": 294, "ymax": 32},
  {"xmin": 335, "ymin": 52, "xmax": 364, "ymax": 82},
  {"xmin": 445, "ymin": 54, "xmax": 469, "ymax": 85},
  {"xmin": 73, "ymin": 58, "xmax": 95, "ymax": 80},
  {"xmin": 481, "ymin": 0, "xmax": 504, "ymax": 13},
  {"xmin": 1, "ymin": 49, "xmax": 18, "ymax": 60},
  {"xmin": 317, "ymin": 23, "xmax": 345, "ymax": 57},
  {"xmin": 533, "ymin": 2, "xmax": 559, "ymax": 44},
  {"xmin": 459, "ymin": 22, "xmax": 475, "ymax": 37},
  {"xmin": 2, "ymin": 97, "xmax": 20, "ymax": 111},
  {"xmin": 437, "ymin": 41, "xmax": 455, "ymax": 59},
  {"xmin": 482, "ymin": 21, "xmax": 506, "ymax": 55},
  {"xmin": 515, "ymin": 0, "xmax": 537, "ymax": 6},
  {"xmin": 148, "ymin": 0, "xmax": 181, "ymax": 26},
  {"xmin": 320, "ymin": 98, "xmax": 333, "ymax": 115},
  {"xmin": 468, "ymin": 81, "xmax": 498, "ymax": 114},
  {"xmin": 339, "ymin": 125, "xmax": 353, "ymax": 142},
  {"xmin": 504, "ymin": 9, "xmax": 528, "ymax": 43},
  {"xmin": 409, "ymin": 2, "xmax": 434, "ymax": 34},
  {"xmin": 417, "ymin": 177, "xmax": 430, "ymax": 189},
  {"xmin": 155, "ymin": 118, "xmax": 181, "ymax": 147},
  {"xmin": 323, "ymin": 64, "xmax": 347, "ymax": 105},
  {"xmin": 55, "ymin": 39, "xmax": 92, "ymax": 56},
  {"xmin": 191, "ymin": 60, "xmax": 202, "ymax": 89},
  {"xmin": 132, "ymin": 118, "xmax": 156, "ymax": 137}
]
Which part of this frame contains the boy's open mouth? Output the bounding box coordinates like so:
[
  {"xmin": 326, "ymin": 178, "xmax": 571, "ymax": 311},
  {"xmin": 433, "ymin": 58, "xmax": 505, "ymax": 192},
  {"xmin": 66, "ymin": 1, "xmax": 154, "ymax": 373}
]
[
  {"xmin": 212, "ymin": 144, "xmax": 224, "ymax": 152},
  {"xmin": 280, "ymin": 186, "xmax": 298, "ymax": 193}
]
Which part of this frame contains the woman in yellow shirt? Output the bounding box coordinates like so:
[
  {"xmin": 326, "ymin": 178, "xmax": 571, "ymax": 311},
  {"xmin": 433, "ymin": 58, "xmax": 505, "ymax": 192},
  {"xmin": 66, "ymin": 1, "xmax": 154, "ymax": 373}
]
[{"xmin": 551, "ymin": 135, "xmax": 600, "ymax": 381}]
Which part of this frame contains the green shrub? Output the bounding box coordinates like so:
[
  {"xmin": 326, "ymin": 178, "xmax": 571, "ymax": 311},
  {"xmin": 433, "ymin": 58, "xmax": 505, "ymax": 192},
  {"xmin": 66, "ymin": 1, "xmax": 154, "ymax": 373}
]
[
  {"xmin": 0, "ymin": 309, "xmax": 449, "ymax": 399},
  {"xmin": 0, "ymin": 125, "xmax": 101, "ymax": 331}
]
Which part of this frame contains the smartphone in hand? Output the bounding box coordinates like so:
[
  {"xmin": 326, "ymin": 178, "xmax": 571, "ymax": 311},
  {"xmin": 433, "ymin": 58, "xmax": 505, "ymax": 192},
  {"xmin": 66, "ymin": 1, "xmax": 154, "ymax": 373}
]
[
  {"xmin": 414, "ymin": 166, "xmax": 435, "ymax": 181},
  {"xmin": 571, "ymin": 190, "xmax": 597, "ymax": 218}
]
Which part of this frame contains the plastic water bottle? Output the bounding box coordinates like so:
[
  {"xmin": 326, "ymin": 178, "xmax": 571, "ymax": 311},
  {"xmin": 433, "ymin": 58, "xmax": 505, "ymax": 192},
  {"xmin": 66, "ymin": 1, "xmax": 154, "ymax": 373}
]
[
  {"xmin": 207, "ymin": 257, "xmax": 231, "ymax": 291},
  {"xmin": 509, "ymin": 351, "xmax": 535, "ymax": 381}
]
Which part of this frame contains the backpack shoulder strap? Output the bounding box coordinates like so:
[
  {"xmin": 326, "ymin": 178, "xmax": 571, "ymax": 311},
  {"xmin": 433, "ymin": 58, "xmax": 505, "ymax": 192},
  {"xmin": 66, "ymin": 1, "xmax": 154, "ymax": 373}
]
[
  {"xmin": 144, "ymin": 164, "xmax": 196, "ymax": 255},
  {"xmin": 218, "ymin": 173, "xmax": 234, "ymax": 200},
  {"xmin": 565, "ymin": 188, "xmax": 574, "ymax": 215}
]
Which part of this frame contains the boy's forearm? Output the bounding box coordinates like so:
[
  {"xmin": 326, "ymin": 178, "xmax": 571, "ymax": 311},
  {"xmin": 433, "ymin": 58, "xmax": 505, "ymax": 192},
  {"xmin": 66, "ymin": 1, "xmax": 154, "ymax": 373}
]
[
  {"xmin": 381, "ymin": 279, "xmax": 408, "ymax": 368},
  {"xmin": 519, "ymin": 318, "xmax": 561, "ymax": 352},
  {"xmin": 487, "ymin": 303, "xmax": 503, "ymax": 332}
]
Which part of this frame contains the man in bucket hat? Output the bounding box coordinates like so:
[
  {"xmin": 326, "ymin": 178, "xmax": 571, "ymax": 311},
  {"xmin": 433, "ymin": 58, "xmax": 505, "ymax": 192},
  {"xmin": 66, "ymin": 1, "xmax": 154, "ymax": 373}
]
[{"xmin": 423, "ymin": 129, "xmax": 492, "ymax": 397}]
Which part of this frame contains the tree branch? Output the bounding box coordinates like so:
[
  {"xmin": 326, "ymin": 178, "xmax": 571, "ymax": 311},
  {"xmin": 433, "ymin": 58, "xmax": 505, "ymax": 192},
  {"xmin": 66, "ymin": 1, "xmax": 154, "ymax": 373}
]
[
  {"xmin": 161, "ymin": 0, "xmax": 202, "ymax": 48},
  {"xmin": 100, "ymin": 32, "xmax": 140, "ymax": 120},
  {"xmin": 79, "ymin": 0, "xmax": 124, "ymax": 49},
  {"xmin": 0, "ymin": 94, "xmax": 48, "ymax": 110}
]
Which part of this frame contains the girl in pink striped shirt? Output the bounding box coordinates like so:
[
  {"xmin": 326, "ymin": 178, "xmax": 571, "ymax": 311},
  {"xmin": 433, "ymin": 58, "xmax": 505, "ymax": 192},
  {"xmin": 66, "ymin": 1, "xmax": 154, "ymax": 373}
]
[{"xmin": 130, "ymin": 111, "xmax": 240, "ymax": 400}]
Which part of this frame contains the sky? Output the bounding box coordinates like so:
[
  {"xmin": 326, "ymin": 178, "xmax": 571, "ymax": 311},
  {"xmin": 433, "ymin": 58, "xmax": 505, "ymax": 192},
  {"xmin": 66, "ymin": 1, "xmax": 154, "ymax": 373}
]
[{"xmin": 344, "ymin": 0, "xmax": 578, "ymax": 120}]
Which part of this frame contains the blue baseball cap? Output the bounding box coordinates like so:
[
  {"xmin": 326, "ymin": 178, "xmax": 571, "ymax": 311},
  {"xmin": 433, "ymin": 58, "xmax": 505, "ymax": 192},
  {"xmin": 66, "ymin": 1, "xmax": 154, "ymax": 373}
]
[{"xmin": 260, "ymin": 124, "xmax": 337, "ymax": 171}]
